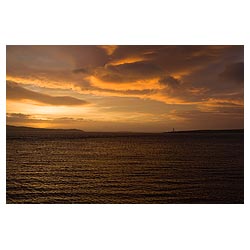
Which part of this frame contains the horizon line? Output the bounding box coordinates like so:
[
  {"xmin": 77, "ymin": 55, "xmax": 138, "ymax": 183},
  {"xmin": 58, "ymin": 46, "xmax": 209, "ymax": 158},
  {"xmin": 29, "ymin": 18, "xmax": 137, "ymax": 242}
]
[{"xmin": 6, "ymin": 124, "xmax": 244, "ymax": 133}]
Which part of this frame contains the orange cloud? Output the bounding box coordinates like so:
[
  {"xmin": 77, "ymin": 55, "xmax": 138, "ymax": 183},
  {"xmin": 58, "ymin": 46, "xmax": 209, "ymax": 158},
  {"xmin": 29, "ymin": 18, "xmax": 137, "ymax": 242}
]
[
  {"xmin": 6, "ymin": 45, "xmax": 244, "ymax": 131},
  {"xmin": 98, "ymin": 45, "xmax": 118, "ymax": 55},
  {"xmin": 7, "ymin": 81, "xmax": 88, "ymax": 106},
  {"xmin": 6, "ymin": 75, "xmax": 75, "ymax": 90},
  {"xmin": 87, "ymin": 75, "xmax": 163, "ymax": 91},
  {"xmin": 107, "ymin": 56, "xmax": 148, "ymax": 66},
  {"xmin": 204, "ymin": 98, "xmax": 244, "ymax": 107}
]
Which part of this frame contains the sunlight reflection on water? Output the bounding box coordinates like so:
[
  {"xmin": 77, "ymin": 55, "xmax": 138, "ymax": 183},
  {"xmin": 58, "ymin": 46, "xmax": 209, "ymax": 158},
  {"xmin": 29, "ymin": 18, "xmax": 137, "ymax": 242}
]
[{"xmin": 6, "ymin": 132, "xmax": 244, "ymax": 203}]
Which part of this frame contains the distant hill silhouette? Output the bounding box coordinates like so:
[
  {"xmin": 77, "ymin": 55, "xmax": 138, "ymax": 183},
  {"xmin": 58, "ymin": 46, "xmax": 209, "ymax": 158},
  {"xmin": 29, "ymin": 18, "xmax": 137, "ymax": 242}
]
[
  {"xmin": 6, "ymin": 125, "xmax": 244, "ymax": 134},
  {"xmin": 6, "ymin": 125, "xmax": 244, "ymax": 140},
  {"xmin": 6, "ymin": 125, "xmax": 86, "ymax": 139},
  {"xmin": 7, "ymin": 125, "xmax": 84, "ymax": 133},
  {"xmin": 164, "ymin": 129, "xmax": 244, "ymax": 133}
]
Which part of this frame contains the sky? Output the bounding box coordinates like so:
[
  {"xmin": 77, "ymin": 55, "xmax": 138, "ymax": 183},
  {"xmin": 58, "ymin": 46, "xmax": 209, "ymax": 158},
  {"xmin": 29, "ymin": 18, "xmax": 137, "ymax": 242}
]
[{"xmin": 6, "ymin": 45, "xmax": 244, "ymax": 132}]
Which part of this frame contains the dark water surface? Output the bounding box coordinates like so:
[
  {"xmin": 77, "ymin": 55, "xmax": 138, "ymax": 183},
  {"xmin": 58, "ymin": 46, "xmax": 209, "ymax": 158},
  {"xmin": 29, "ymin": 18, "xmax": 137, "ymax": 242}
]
[{"xmin": 6, "ymin": 132, "xmax": 244, "ymax": 203}]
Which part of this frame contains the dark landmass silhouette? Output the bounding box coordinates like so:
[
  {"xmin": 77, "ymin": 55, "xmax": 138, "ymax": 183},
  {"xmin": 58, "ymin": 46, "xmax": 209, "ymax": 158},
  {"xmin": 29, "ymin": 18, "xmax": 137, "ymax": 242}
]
[
  {"xmin": 7, "ymin": 125, "xmax": 243, "ymax": 135},
  {"xmin": 7, "ymin": 125, "xmax": 84, "ymax": 133},
  {"xmin": 7, "ymin": 125, "xmax": 150, "ymax": 140},
  {"xmin": 164, "ymin": 129, "xmax": 244, "ymax": 133},
  {"xmin": 6, "ymin": 125, "xmax": 86, "ymax": 139}
]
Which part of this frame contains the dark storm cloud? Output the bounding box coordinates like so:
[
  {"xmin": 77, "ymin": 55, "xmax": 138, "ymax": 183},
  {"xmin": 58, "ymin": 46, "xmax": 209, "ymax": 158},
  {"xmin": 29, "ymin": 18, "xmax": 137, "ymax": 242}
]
[
  {"xmin": 6, "ymin": 45, "xmax": 109, "ymax": 89},
  {"xmin": 109, "ymin": 61, "xmax": 162, "ymax": 77},
  {"xmin": 109, "ymin": 45, "xmax": 236, "ymax": 74},
  {"xmin": 7, "ymin": 45, "xmax": 108, "ymax": 70},
  {"xmin": 94, "ymin": 61, "xmax": 163, "ymax": 83},
  {"xmin": 159, "ymin": 76, "xmax": 180, "ymax": 88},
  {"xmin": 66, "ymin": 45, "xmax": 108, "ymax": 68},
  {"xmin": 6, "ymin": 45, "xmax": 244, "ymax": 131},
  {"xmin": 79, "ymin": 45, "xmax": 243, "ymax": 106},
  {"xmin": 110, "ymin": 45, "xmax": 165, "ymax": 60},
  {"xmin": 7, "ymin": 81, "xmax": 88, "ymax": 106},
  {"xmin": 7, "ymin": 45, "xmax": 244, "ymax": 96},
  {"xmin": 219, "ymin": 62, "xmax": 244, "ymax": 84},
  {"xmin": 72, "ymin": 68, "xmax": 89, "ymax": 74},
  {"xmin": 80, "ymin": 46, "xmax": 243, "ymax": 103}
]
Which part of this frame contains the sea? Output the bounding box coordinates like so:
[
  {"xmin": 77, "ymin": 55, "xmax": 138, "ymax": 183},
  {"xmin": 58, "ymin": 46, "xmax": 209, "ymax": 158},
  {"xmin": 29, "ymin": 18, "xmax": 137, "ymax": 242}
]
[{"xmin": 6, "ymin": 130, "xmax": 244, "ymax": 203}]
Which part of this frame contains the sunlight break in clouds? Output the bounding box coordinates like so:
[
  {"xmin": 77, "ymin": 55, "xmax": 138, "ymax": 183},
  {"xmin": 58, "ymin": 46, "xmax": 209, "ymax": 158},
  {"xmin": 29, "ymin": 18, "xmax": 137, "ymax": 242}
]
[{"xmin": 6, "ymin": 45, "xmax": 244, "ymax": 132}]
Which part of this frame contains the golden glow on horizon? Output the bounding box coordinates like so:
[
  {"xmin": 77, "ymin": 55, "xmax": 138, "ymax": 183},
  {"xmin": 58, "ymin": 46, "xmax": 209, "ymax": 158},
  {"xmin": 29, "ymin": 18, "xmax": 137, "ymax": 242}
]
[
  {"xmin": 7, "ymin": 100, "xmax": 95, "ymax": 116},
  {"xmin": 6, "ymin": 45, "xmax": 244, "ymax": 131}
]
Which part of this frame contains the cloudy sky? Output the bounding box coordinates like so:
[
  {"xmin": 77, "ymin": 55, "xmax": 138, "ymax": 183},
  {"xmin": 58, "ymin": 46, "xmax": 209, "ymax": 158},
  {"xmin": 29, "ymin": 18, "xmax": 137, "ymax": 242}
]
[{"xmin": 6, "ymin": 45, "xmax": 244, "ymax": 132}]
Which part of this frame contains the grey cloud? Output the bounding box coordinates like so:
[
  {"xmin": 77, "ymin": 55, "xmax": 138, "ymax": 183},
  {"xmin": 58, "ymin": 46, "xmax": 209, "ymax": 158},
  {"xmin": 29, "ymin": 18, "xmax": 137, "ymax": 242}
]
[
  {"xmin": 95, "ymin": 61, "xmax": 164, "ymax": 83},
  {"xmin": 72, "ymin": 68, "xmax": 89, "ymax": 74},
  {"xmin": 110, "ymin": 45, "xmax": 165, "ymax": 62},
  {"xmin": 219, "ymin": 62, "xmax": 244, "ymax": 84},
  {"xmin": 111, "ymin": 46, "xmax": 221, "ymax": 73},
  {"xmin": 7, "ymin": 113, "xmax": 30, "ymax": 119},
  {"xmin": 6, "ymin": 113, "xmax": 38, "ymax": 123},
  {"xmin": 167, "ymin": 107, "xmax": 243, "ymax": 130},
  {"xmin": 53, "ymin": 117, "xmax": 92, "ymax": 122},
  {"xmin": 7, "ymin": 45, "xmax": 108, "ymax": 71},
  {"xmin": 109, "ymin": 61, "xmax": 162, "ymax": 76},
  {"xmin": 159, "ymin": 76, "xmax": 180, "ymax": 88},
  {"xmin": 6, "ymin": 113, "xmax": 92, "ymax": 126},
  {"xmin": 7, "ymin": 45, "xmax": 244, "ymax": 113},
  {"xmin": 7, "ymin": 81, "xmax": 89, "ymax": 106}
]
